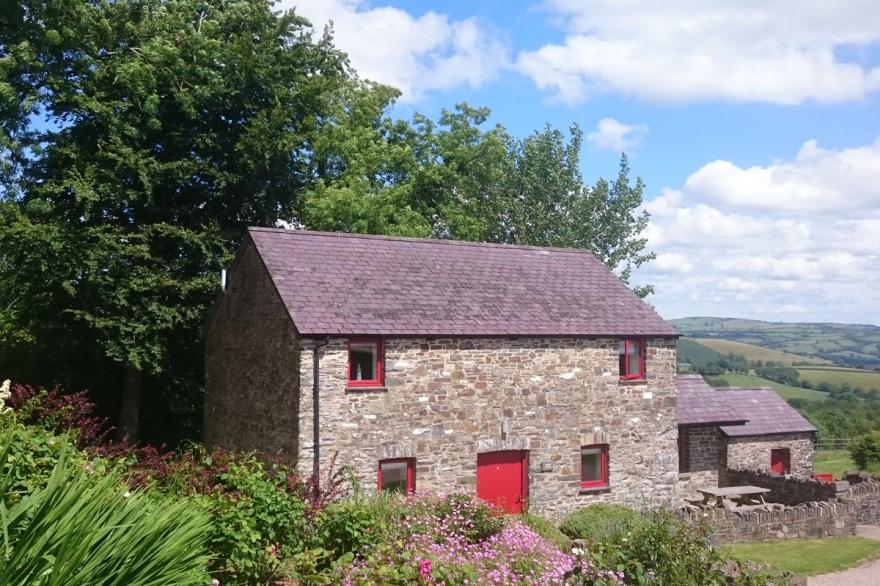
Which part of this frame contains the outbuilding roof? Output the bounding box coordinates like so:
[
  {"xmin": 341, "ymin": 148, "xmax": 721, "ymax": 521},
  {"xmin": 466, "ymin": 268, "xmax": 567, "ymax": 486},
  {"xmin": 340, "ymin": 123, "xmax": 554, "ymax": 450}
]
[
  {"xmin": 246, "ymin": 228, "xmax": 678, "ymax": 338},
  {"xmin": 676, "ymin": 375, "xmax": 747, "ymax": 427},
  {"xmin": 675, "ymin": 375, "xmax": 817, "ymax": 436},
  {"xmin": 718, "ymin": 388, "xmax": 817, "ymax": 437}
]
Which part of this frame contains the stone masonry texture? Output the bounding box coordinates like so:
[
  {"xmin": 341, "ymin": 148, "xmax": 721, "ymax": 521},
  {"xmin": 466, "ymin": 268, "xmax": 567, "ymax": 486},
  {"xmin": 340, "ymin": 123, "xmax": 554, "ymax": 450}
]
[
  {"xmin": 726, "ymin": 433, "xmax": 814, "ymax": 477},
  {"xmin": 296, "ymin": 337, "xmax": 679, "ymax": 520},
  {"xmin": 678, "ymin": 426, "xmax": 725, "ymax": 497},
  {"xmin": 203, "ymin": 242, "xmax": 301, "ymax": 459}
]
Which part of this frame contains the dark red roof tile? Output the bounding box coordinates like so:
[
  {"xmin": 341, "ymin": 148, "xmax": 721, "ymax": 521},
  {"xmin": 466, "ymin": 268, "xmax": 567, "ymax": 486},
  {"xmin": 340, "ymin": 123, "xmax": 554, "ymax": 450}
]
[{"xmin": 247, "ymin": 228, "xmax": 677, "ymax": 337}]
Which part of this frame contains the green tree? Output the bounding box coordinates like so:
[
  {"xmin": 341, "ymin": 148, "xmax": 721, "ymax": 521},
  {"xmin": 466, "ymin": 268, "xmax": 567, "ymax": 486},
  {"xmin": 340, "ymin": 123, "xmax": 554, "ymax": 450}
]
[
  {"xmin": 2, "ymin": 2, "xmax": 657, "ymax": 443},
  {"xmin": 0, "ymin": 0, "xmax": 367, "ymax": 440}
]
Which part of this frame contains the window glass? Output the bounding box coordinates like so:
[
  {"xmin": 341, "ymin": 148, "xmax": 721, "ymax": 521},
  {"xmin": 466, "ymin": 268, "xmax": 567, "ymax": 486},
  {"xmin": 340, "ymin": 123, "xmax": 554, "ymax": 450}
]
[
  {"xmin": 380, "ymin": 460, "xmax": 409, "ymax": 492},
  {"xmin": 618, "ymin": 339, "xmax": 644, "ymax": 379},
  {"xmin": 626, "ymin": 340, "xmax": 641, "ymax": 376},
  {"xmin": 350, "ymin": 343, "xmax": 377, "ymax": 381},
  {"xmin": 581, "ymin": 448, "xmax": 603, "ymax": 483}
]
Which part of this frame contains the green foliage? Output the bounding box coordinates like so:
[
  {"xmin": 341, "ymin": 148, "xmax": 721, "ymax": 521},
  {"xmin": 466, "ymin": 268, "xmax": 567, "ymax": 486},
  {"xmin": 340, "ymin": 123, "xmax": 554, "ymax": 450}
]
[
  {"xmin": 314, "ymin": 499, "xmax": 388, "ymax": 561},
  {"xmin": 0, "ymin": 0, "xmax": 360, "ymax": 441},
  {"xmin": 0, "ymin": 436, "xmax": 211, "ymax": 585},
  {"xmin": 200, "ymin": 456, "xmax": 308, "ymax": 585},
  {"xmin": 559, "ymin": 503, "xmax": 642, "ymax": 544},
  {"xmin": 0, "ymin": 412, "xmax": 89, "ymax": 498},
  {"xmin": 3, "ymin": 0, "xmax": 658, "ymax": 443},
  {"xmin": 569, "ymin": 508, "xmax": 785, "ymax": 585},
  {"xmin": 521, "ymin": 512, "xmax": 572, "ymax": 552},
  {"xmin": 848, "ymin": 431, "xmax": 880, "ymax": 471}
]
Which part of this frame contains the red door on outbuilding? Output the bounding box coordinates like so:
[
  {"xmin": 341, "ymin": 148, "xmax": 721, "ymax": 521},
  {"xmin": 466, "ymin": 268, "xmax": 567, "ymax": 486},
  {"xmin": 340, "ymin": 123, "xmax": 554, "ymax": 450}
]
[{"xmin": 476, "ymin": 450, "xmax": 528, "ymax": 514}]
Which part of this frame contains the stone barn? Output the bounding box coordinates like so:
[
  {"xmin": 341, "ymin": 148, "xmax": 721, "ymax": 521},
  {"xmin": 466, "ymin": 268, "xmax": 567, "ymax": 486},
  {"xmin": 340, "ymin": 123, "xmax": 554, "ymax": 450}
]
[
  {"xmin": 203, "ymin": 228, "xmax": 680, "ymax": 519},
  {"xmin": 677, "ymin": 375, "xmax": 816, "ymax": 498}
]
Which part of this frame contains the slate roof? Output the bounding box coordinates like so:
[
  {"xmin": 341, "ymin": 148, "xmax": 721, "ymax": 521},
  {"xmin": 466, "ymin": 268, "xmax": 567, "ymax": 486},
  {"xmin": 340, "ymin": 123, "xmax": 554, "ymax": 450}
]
[
  {"xmin": 718, "ymin": 388, "xmax": 817, "ymax": 437},
  {"xmin": 675, "ymin": 375, "xmax": 817, "ymax": 436},
  {"xmin": 676, "ymin": 375, "xmax": 747, "ymax": 426},
  {"xmin": 246, "ymin": 228, "xmax": 678, "ymax": 337}
]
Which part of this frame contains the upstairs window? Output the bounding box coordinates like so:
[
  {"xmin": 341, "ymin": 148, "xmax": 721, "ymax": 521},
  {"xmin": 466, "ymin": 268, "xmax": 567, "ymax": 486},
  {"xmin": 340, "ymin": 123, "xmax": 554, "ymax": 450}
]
[
  {"xmin": 348, "ymin": 338, "xmax": 383, "ymax": 387},
  {"xmin": 581, "ymin": 445, "xmax": 609, "ymax": 489},
  {"xmin": 378, "ymin": 458, "xmax": 415, "ymax": 493},
  {"xmin": 619, "ymin": 339, "xmax": 645, "ymax": 381}
]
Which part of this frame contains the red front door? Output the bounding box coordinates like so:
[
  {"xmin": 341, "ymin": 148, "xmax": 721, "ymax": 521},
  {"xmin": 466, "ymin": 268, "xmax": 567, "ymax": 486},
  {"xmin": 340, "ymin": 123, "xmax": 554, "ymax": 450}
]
[
  {"xmin": 770, "ymin": 448, "xmax": 790, "ymax": 474},
  {"xmin": 477, "ymin": 450, "xmax": 527, "ymax": 514}
]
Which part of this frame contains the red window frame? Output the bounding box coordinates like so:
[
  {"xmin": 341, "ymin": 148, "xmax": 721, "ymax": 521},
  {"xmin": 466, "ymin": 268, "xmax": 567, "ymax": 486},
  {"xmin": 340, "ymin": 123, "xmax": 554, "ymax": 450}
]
[
  {"xmin": 348, "ymin": 338, "xmax": 384, "ymax": 387},
  {"xmin": 378, "ymin": 458, "xmax": 415, "ymax": 493},
  {"xmin": 580, "ymin": 444, "xmax": 609, "ymax": 489},
  {"xmin": 619, "ymin": 338, "xmax": 646, "ymax": 381}
]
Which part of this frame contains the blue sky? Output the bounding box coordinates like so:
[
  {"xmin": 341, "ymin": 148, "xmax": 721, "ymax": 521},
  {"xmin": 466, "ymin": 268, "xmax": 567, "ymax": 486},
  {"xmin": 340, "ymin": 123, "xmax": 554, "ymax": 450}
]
[{"xmin": 291, "ymin": 0, "xmax": 880, "ymax": 325}]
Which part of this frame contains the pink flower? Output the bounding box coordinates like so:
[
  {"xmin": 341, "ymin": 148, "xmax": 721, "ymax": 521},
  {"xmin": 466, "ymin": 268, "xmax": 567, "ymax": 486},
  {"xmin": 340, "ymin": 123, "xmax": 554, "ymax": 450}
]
[
  {"xmin": 211, "ymin": 580, "xmax": 220, "ymax": 586},
  {"xmin": 420, "ymin": 559, "xmax": 432, "ymax": 577}
]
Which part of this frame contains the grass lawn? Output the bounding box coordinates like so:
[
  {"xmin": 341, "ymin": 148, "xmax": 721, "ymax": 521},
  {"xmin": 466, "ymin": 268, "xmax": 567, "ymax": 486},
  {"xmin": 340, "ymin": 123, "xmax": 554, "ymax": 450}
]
[
  {"xmin": 712, "ymin": 373, "xmax": 828, "ymax": 402},
  {"xmin": 814, "ymin": 450, "xmax": 855, "ymax": 479},
  {"xmin": 727, "ymin": 537, "xmax": 880, "ymax": 576}
]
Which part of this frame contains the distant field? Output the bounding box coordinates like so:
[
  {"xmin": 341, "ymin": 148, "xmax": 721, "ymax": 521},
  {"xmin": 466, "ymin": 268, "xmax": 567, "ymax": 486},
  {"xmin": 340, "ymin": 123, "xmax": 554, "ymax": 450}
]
[
  {"xmin": 797, "ymin": 366, "xmax": 880, "ymax": 391},
  {"xmin": 814, "ymin": 449, "xmax": 855, "ymax": 479},
  {"xmin": 692, "ymin": 338, "xmax": 828, "ymax": 366},
  {"xmin": 669, "ymin": 317, "xmax": 880, "ymax": 369},
  {"xmin": 710, "ymin": 373, "xmax": 827, "ymax": 402}
]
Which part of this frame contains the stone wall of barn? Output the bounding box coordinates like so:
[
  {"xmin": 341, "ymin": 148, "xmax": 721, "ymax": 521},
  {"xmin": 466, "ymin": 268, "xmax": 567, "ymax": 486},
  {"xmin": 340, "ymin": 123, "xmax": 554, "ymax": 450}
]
[
  {"xmin": 725, "ymin": 433, "xmax": 814, "ymax": 477},
  {"xmin": 203, "ymin": 241, "xmax": 301, "ymax": 460},
  {"xmin": 296, "ymin": 336, "xmax": 679, "ymax": 520},
  {"xmin": 678, "ymin": 426, "xmax": 725, "ymax": 497}
]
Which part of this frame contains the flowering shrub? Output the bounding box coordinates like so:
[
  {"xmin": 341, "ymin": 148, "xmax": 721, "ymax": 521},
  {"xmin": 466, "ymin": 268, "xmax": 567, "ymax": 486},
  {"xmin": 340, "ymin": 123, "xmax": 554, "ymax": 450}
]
[{"xmin": 336, "ymin": 493, "xmax": 574, "ymax": 585}]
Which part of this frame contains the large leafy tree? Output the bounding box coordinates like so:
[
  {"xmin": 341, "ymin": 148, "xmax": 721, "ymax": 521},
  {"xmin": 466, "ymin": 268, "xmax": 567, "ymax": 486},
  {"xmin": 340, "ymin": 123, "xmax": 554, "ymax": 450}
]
[
  {"xmin": 1, "ymin": 1, "xmax": 655, "ymax": 443},
  {"xmin": 0, "ymin": 0, "xmax": 369, "ymax": 440}
]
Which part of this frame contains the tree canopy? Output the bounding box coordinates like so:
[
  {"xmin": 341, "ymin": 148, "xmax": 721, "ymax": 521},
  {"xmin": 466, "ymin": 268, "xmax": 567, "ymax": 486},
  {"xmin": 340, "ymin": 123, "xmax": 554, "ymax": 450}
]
[{"xmin": 1, "ymin": 0, "xmax": 656, "ymax": 442}]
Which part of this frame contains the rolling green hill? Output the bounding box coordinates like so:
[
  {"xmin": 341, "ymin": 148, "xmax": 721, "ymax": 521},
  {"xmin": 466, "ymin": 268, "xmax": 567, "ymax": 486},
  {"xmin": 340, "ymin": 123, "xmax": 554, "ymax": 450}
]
[
  {"xmin": 692, "ymin": 338, "xmax": 827, "ymax": 365},
  {"xmin": 670, "ymin": 317, "xmax": 880, "ymax": 369}
]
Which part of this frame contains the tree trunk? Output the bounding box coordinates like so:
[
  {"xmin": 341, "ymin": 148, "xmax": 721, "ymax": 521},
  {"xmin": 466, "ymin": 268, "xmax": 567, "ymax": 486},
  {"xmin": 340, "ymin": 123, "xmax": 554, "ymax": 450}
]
[{"xmin": 117, "ymin": 362, "xmax": 142, "ymax": 443}]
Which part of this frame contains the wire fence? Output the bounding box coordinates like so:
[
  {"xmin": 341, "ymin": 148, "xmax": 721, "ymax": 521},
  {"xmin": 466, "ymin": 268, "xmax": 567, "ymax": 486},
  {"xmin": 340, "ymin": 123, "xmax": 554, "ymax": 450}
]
[{"xmin": 814, "ymin": 438, "xmax": 853, "ymax": 450}]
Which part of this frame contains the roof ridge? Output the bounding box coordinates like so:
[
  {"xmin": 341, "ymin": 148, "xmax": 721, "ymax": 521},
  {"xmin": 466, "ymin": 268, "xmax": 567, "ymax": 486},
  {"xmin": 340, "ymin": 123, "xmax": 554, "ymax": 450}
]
[{"xmin": 247, "ymin": 227, "xmax": 604, "ymax": 257}]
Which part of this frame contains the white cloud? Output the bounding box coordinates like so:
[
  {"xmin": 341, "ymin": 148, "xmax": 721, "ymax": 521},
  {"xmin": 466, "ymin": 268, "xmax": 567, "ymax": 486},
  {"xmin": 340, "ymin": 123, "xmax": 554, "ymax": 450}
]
[
  {"xmin": 289, "ymin": 0, "xmax": 507, "ymax": 102},
  {"xmin": 516, "ymin": 0, "xmax": 880, "ymax": 104},
  {"xmin": 635, "ymin": 138, "xmax": 880, "ymax": 324},
  {"xmin": 683, "ymin": 139, "xmax": 880, "ymax": 215},
  {"xmin": 587, "ymin": 118, "xmax": 649, "ymax": 152}
]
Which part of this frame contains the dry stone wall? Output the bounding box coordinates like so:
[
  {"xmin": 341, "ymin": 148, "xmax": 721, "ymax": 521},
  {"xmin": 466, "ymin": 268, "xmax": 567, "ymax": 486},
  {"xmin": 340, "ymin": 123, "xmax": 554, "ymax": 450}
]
[
  {"xmin": 726, "ymin": 433, "xmax": 814, "ymax": 477},
  {"xmin": 297, "ymin": 336, "xmax": 678, "ymax": 519},
  {"xmin": 683, "ymin": 502, "xmax": 856, "ymax": 543},
  {"xmin": 719, "ymin": 468, "xmax": 838, "ymax": 505}
]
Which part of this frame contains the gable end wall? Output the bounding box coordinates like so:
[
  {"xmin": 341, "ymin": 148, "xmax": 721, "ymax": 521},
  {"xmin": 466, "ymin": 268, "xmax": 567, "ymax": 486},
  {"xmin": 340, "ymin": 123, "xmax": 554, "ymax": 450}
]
[
  {"xmin": 725, "ymin": 433, "xmax": 814, "ymax": 477},
  {"xmin": 203, "ymin": 242, "xmax": 300, "ymax": 460}
]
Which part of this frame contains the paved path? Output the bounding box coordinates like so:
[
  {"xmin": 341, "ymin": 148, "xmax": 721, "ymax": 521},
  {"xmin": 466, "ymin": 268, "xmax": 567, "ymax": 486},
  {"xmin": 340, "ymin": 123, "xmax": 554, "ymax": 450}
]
[{"xmin": 807, "ymin": 526, "xmax": 880, "ymax": 586}]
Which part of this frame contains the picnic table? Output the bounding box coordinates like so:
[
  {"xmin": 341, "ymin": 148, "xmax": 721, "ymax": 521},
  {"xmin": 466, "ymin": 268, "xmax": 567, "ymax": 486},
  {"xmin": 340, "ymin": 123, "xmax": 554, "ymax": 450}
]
[{"xmin": 697, "ymin": 486, "xmax": 771, "ymax": 508}]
